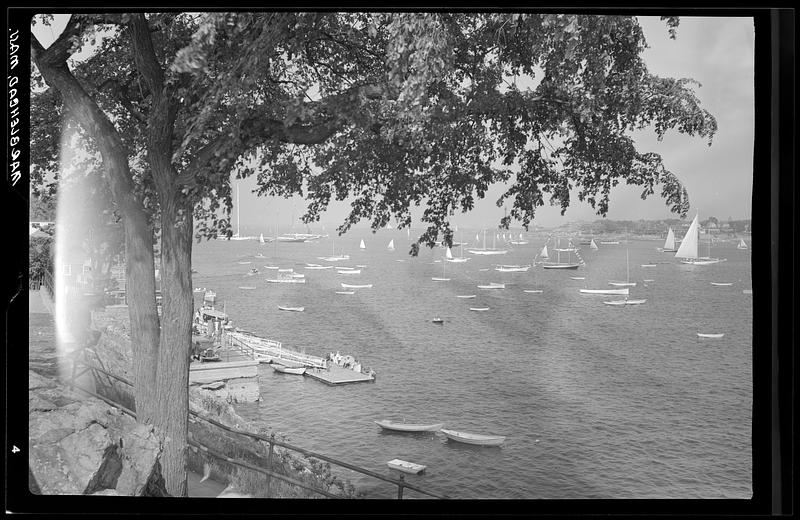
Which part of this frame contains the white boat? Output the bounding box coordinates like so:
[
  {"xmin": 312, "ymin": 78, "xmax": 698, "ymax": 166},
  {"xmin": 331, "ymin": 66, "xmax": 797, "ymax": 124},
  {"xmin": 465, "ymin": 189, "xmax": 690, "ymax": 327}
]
[
  {"xmin": 432, "ymin": 317, "xmax": 444, "ymax": 324},
  {"xmin": 278, "ymin": 306, "xmax": 305, "ymax": 312},
  {"xmin": 341, "ymin": 283, "xmax": 372, "ymax": 289},
  {"xmin": 271, "ymin": 364, "xmax": 306, "ymax": 374},
  {"xmin": 570, "ymin": 276, "xmax": 585, "ymax": 280},
  {"xmin": 641, "ymin": 263, "xmax": 656, "ymax": 267},
  {"xmin": 737, "ymin": 238, "xmax": 748, "ymax": 250},
  {"xmin": 710, "ymin": 282, "xmax": 733, "ymax": 286},
  {"xmin": 477, "ymin": 283, "xmax": 505, "ymax": 289},
  {"xmin": 276, "ymin": 234, "xmax": 308, "ymax": 242},
  {"xmin": 660, "ymin": 228, "xmax": 678, "ymax": 252},
  {"xmin": 318, "ymin": 255, "xmax": 350, "ymax": 262},
  {"xmin": 524, "ymin": 289, "xmax": 543, "ymax": 293},
  {"xmin": 338, "ymin": 269, "xmax": 362, "ymax": 275},
  {"xmin": 239, "ymin": 286, "xmax": 256, "ymax": 290},
  {"xmin": 470, "ymin": 307, "xmax": 490, "ymax": 311},
  {"xmin": 387, "ymin": 239, "xmax": 395, "ymax": 251},
  {"xmin": 440, "ymin": 429, "xmax": 505, "ymax": 447},
  {"xmin": 278, "ymin": 268, "xmax": 294, "ymax": 273},
  {"xmin": 603, "ymin": 298, "xmax": 647, "ymax": 306},
  {"xmin": 697, "ymin": 333, "xmax": 725, "ymax": 338},
  {"xmin": 539, "ymin": 243, "xmax": 549, "ymax": 259},
  {"xmin": 335, "ymin": 290, "xmax": 355, "ymax": 295},
  {"xmin": 290, "ymin": 273, "xmax": 305, "ymax": 279},
  {"xmin": 359, "ymin": 239, "xmax": 366, "ymax": 250},
  {"xmin": 456, "ymin": 294, "xmax": 477, "ymax": 299},
  {"xmin": 540, "ymin": 237, "xmax": 582, "ymax": 269},
  {"xmin": 386, "ymin": 459, "xmax": 427, "ymax": 475},
  {"xmin": 237, "ymin": 261, "xmax": 252, "ymax": 265},
  {"xmin": 263, "ymin": 265, "xmax": 280, "ymax": 270},
  {"xmin": 356, "ymin": 265, "xmax": 367, "ymax": 268},
  {"xmin": 305, "ymin": 264, "xmax": 333, "ymax": 270},
  {"xmin": 600, "ymin": 241, "xmax": 620, "ymax": 245},
  {"xmin": 675, "ymin": 214, "xmax": 726, "ymax": 265},
  {"xmin": 509, "ymin": 233, "xmax": 529, "ymax": 245},
  {"xmin": 590, "ymin": 239, "xmax": 599, "ymax": 250},
  {"xmin": 266, "ymin": 278, "xmax": 306, "ymax": 284},
  {"xmin": 259, "ymin": 233, "xmax": 265, "ymax": 244},
  {"xmin": 495, "ymin": 265, "xmax": 530, "ymax": 272},
  {"xmin": 643, "ymin": 279, "xmax": 655, "ymax": 282},
  {"xmin": 580, "ymin": 288, "xmax": 630, "ymax": 295},
  {"xmin": 193, "ymin": 287, "xmax": 206, "ymax": 293}
]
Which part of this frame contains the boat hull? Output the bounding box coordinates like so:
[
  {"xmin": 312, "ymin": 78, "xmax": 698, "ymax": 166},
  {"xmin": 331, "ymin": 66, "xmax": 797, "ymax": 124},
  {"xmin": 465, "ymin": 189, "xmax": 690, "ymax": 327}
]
[
  {"xmin": 542, "ymin": 263, "xmax": 580, "ymax": 270},
  {"xmin": 375, "ymin": 420, "xmax": 443, "ymax": 432},
  {"xmin": 271, "ymin": 364, "xmax": 307, "ymax": 375},
  {"xmin": 440, "ymin": 429, "xmax": 505, "ymax": 446}
]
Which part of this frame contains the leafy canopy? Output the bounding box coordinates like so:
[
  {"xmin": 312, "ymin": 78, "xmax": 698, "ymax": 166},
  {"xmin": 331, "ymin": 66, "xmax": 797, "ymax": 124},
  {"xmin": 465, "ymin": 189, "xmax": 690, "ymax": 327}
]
[{"xmin": 31, "ymin": 13, "xmax": 716, "ymax": 251}]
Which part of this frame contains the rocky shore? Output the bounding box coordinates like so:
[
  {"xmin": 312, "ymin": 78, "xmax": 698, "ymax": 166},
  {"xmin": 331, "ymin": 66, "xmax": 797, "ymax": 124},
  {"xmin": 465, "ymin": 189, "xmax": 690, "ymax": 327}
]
[{"xmin": 29, "ymin": 295, "xmax": 358, "ymax": 498}]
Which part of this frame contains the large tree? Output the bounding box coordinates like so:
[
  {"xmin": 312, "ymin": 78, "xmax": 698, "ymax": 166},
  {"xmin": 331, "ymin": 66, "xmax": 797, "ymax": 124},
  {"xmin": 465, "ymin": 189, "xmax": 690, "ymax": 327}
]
[{"xmin": 31, "ymin": 12, "xmax": 716, "ymax": 495}]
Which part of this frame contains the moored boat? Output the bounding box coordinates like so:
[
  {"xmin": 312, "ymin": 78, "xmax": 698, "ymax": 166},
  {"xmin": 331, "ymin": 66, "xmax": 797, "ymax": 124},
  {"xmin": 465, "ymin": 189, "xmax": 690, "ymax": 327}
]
[
  {"xmin": 710, "ymin": 282, "xmax": 733, "ymax": 286},
  {"xmin": 341, "ymin": 283, "xmax": 373, "ymax": 289},
  {"xmin": 580, "ymin": 288, "xmax": 630, "ymax": 295},
  {"xmin": 278, "ymin": 306, "xmax": 305, "ymax": 312},
  {"xmin": 469, "ymin": 307, "xmax": 490, "ymax": 311},
  {"xmin": 440, "ymin": 429, "xmax": 505, "ymax": 446},
  {"xmin": 523, "ymin": 289, "xmax": 543, "ymax": 293},
  {"xmin": 386, "ymin": 459, "xmax": 427, "ymax": 475},
  {"xmin": 697, "ymin": 333, "xmax": 725, "ymax": 338},
  {"xmin": 271, "ymin": 364, "xmax": 307, "ymax": 375},
  {"xmin": 603, "ymin": 298, "xmax": 646, "ymax": 306},
  {"xmin": 456, "ymin": 294, "xmax": 477, "ymax": 299}
]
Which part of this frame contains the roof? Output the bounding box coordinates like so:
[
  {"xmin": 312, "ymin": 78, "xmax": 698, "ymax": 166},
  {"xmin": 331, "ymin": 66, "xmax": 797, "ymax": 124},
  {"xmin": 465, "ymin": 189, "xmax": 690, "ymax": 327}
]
[{"xmin": 200, "ymin": 308, "xmax": 227, "ymax": 319}]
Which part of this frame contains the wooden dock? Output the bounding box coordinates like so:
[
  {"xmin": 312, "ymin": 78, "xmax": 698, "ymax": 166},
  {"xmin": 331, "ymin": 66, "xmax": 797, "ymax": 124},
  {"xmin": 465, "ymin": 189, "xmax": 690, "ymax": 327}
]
[
  {"xmin": 304, "ymin": 364, "xmax": 375, "ymax": 386},
  {"xmin": 189, "ymin": 359, "xmax": 259, "ymax": 385}
]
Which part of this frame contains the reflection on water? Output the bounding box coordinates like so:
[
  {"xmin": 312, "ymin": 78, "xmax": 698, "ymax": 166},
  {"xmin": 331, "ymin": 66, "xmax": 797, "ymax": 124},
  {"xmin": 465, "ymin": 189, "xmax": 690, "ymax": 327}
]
[{"xmin": 193, "ymin": 233, "xmax": 752, "ymax": 499}]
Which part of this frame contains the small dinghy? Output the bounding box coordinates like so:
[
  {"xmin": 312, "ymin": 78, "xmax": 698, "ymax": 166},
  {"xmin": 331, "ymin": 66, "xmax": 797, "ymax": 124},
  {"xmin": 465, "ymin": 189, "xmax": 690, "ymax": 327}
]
[
  {"xmin": 640, "ymin": 264, "xmax": 656, "ymax": 267},
  {"xmin": 710, "ymin": 282, "xmax": 733, "ymax": 286},
  {"xmin": 524, "ymin": 290, "xmax": 543, "ymax": 293},
  {"xmin": 338, "ymin": 269, "xmax": 362, "ymax": 275},
  {"xmin": 263, "ymin": 265, "xmax": 280, "ymax": 270},
  {"xmin": 387, "ymin": 459, "xmax": 427, "ymax": 475},
  {"xmin": 603, "ymin": 298, "xmax": 646, "ymax": 306},
  {"xmin": 608, "ymin": 281, "xmax": 637, "ymax": 287},
  {"xmin": 278, "ymin": 306, "xmax": 305, "ymax": 312},
  {"xmin": 697, "ymin": 333, "xmax": 725, "ymax": 339},
  {"xmin": 341, "ymin": 283, "xmax": 373, "ymax": 289},
  {"xmin": 477, "ymin": 283, "xmax": 505, "ymax": 289},
  {"xmin": 432, "ymin": 317, "xmax": 444, "ymax": 324},
  {"xmin": 375, "ymin": 420, "xmax": 443, "ymax": 432},
  {"xmin": 335, "ymin": 290, "xmax": 355, "ymax": 295},
  {"xmin": 456, "ymin": 294, "xmax": 477, "ymax": 299},
  {"xmin": 580, "ymin": 288, "xmax": 629, "ymax": 295},
  {"xmin": 440, "ymin": 429, "xmax": 505, "ymax": 447},
  {"xmin": 271, "ymin": 364, "xmax": 306, "ymax": 375},
  {"xmin": 570, "ymin": 276, "xmax": 585, "ymax": 280},
  {"xmin": 237, "ymin": 261, "xmax": 252, "ymax": 265},
  {"xmin": 470, "ymin": 307, "xmax": 490, "ymax": 312},
  {"xmin": 238, "ymin": 286, "xmax": 256, "ymax": 290}
]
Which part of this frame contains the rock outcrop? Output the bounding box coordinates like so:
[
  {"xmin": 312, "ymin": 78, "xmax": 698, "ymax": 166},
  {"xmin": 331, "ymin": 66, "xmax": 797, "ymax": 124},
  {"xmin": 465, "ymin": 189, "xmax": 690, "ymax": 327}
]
[{"xmin": 28, "ymin": 371, "xmax": 168, "ymax": 496}]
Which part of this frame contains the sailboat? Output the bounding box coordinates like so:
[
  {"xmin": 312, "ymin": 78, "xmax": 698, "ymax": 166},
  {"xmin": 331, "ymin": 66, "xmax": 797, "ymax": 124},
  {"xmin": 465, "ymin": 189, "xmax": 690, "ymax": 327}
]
[
  {"xmin": 259, "ymin": 233, "xmax": 265, "ymax": 244},
  {"xmin": 432, "ymin": 252, "xmax": 450, "ymax": 281},
  {"xmin": 608, "ymin": 249, "xmax": 637, "ymax": 287},
  {"xmin": 659, "ymin": 227, "xmax": 678, "ymax": 252},
  {"xmin": 467, "ymin": 230, "xmax": 508, "ymax": 256},
  {"xmin": 318, "ymin": 237, "xmax": 350, "ymax": 262},
  {"xmin": 387, "ymin": 239, "xmax": 395, "ymax": 251},
  {"xmin": 590, "ymin": 239, "xmax": 599, "ymax": 250},
  {"xmin": 541, "ymin": 237, "xmax": 581, "ymax": 269},
  {"xmin": 360, "ymin": 239, "xmax": 366, "ymax": 250},
  {"xmin": 539, "ymin": 243, "xmax": 549, "ymax": 259},
  {"xmin": 230, "ymin": 183, "xmax": 253, "ymax": 240},
  {"xmin": 737, "ymin": 238, "xmax": 748, "ymax": 250},
  {"xmin": 446, "ymin": 233, "xmax": 470, "ymax": 263},
  {"xmin": 509, "ymin": 233, "xmax": 529, "ymax": 245},
  {"xmin": 675, "ymin": 214, "xmax": 726, "ymax": 265}
]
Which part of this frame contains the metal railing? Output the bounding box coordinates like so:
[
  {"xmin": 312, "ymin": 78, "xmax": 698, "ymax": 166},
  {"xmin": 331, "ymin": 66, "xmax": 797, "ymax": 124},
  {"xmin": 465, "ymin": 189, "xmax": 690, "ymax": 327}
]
[
  {"xmin": 226, "ymin": 331, "xmax": 326, "ymax": 369},
  {"xmin": 67, "ymin": 350, "xmax": 447, "ymax": 499}
]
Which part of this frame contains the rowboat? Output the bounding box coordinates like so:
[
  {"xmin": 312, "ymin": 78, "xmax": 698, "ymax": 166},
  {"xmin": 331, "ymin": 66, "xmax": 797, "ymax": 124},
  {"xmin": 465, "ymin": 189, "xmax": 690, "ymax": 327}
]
[
  {"xmin": 375, "ymin": 420, "xmax": 444, "ymax": 432},
  {"xmin": 470, "ymin": 307, "xmax": 490, "ymax": 312},
  {"xmin": 495, "ymin": 265, "xmax": 530, "ymax": 272},
  {"xmin": 432, "ymin": 317, "xmax": 444, "ymax": 324},
  {"xmin": 477, "ymin": 283, "xmax": 505, "ymax": 289},
  {"xmin": 608, "ymin": 282, "xmax": 637, "ymax": 287},
  {"xmin": 341, "ymin": 283, "xmax": 372, "ymax": 289},
  {"xmin": 335, "ymin": 291, "xmax": 355, "ymax": 295},
  {"xmin": 697, "ymin": 333, "xmax": 725, "ymax": 338},
  {"xmin": 267, "ymin": 278, "xmax": 306, "ymax": 284},
  {"xmin": 278, "ymin": 268, "xmax": 294, "ymax": 273},
  {"xmin": 337, "ymin": 269, "xmax": 362, "ymax": 274},
  {"xmin": 238, "ymin": 286, "xmax": 256, "ymax": 290},
  {"xmin": 387, "ymin": 459, "xmax": 427, "ymax": 475},
  {"xmin": 641, "ymin": 264, "xmax": 656, "ymax": 267},
  {"xmin": 263, "ymin": 265, "xmax": 280, "ymax": 270},
  {"xmin": 305, "ymin": 264, "xmax": 333, "ymax": 270},
  {"xmin": 271, "ymin": 364, "xmax": 306, "ymax": 375},
  {"xmin": 278, "ymin": 306, "xmax": 305, "ymax": 312},
  {"xmin": 456, "ymin": 295, "xmax": 476, "ymax": 299},
  {"xmin": 603, "ymin": 298, "xmax": 646, "ymax": 306},
  {"xmin": 643, "ymin": 279, "xmax": 655, "ymax": 282},
  {"xmin": 523, "ymin": 290, "xmax": 543, "ymax": 293},
  {"xmin": 570, "ymin": 277, "xmax": 585, "ymax": 280},
  {"xmin": 710, "ymin": 282, "xmax": 733, "ymax": 286},
  {"xmin": 440, "ymin": 429, "xmax": 505, "ymax": 447}
]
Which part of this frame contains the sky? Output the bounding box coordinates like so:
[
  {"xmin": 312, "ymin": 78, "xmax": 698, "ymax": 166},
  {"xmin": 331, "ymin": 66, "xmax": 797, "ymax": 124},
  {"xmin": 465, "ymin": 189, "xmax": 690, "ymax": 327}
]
[{"xmin": 32, "ymin": 14, "xmax": 755, "ymax": 234}]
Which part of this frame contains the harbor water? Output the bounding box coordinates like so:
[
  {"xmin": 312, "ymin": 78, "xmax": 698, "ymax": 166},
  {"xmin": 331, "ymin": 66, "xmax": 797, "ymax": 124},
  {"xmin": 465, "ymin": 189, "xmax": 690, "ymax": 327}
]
[{"xmin": 191, "ymin": 232, "xmax": 752, "ymax": 499}]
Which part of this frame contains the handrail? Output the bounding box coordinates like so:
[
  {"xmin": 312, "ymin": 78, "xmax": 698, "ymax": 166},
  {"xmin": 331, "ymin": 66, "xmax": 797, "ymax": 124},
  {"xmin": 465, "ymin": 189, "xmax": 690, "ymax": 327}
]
[{"xmin": 72, "ymin": 357, "xmax": 446, "ymax": 499}]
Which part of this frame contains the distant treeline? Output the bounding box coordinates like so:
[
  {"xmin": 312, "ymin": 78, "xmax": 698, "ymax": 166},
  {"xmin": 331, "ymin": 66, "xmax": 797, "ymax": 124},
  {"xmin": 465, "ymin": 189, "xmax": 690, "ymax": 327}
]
[{"xmin": 562, "ymin": 217, "xmax": 752, "ymax": 236}]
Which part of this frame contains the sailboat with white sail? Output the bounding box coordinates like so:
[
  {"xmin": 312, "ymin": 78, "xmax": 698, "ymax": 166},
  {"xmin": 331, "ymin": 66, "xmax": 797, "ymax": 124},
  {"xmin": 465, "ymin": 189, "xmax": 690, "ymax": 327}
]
[
  {"xmin": 737, "ymin": 238, "xmax": 748, "ymax": 250},
  {"xmin": 509, "ymin": 232, "xmax": 529, "ymax": 245},
  {"xmin": 675, "ymin": 214, "xmax": 726, "ymax": 265},
  {"xmin": 659, "ymin": 227, "xmax": 678, "ymax": 252},
  {"xmin": 359, "ymin": 239, "xmax": 366, "ymax": 250},
  {"xmin": 387, "ymin": 239, "xmax": 395, "ymax": 251},
  {"xmin": 318, "ymin": 237, "xmax": 350, "ymax": 262},
  {"xmin": 590, "ymin": 239, "xmax": 599, "ymax": 250},
  {"xmin": 446, "ymin": 233, "xmax": 470, "ymax": 263},
  {"xmin": 541, "ymin": 237, "xmax": 581, "ymax": 269},
  {"xmin": 467, "ymin": 230, "xmax": 508, "ymax": 256},
  {"xmin": 432, "ymin": 251, "xmax": 450, "ymax": 281}
]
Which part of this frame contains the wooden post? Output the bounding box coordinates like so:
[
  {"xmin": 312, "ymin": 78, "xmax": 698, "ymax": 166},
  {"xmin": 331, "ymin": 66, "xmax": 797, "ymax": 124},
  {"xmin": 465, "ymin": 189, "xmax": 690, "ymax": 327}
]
[
  {"xmin": 265, "ymin": 433, "xmax": 275, "ymax": 497},
  {"xmin": 397, "ymin": 474, "xmax": 404, "ymax": 499}
]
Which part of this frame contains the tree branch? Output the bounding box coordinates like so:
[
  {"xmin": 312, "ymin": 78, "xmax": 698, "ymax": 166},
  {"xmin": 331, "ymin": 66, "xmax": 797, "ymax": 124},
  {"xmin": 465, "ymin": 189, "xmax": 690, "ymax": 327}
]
[{"xmin": 98, "ymin": 78, "xmax": 148, "ymax": 123}]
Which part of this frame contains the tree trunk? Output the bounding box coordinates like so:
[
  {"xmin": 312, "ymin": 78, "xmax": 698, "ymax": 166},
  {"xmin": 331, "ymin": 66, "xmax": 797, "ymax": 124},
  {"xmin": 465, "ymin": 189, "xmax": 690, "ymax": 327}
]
[{"xmin": 154, "ymin": 196, "xmax": 193, "ymax": 496}]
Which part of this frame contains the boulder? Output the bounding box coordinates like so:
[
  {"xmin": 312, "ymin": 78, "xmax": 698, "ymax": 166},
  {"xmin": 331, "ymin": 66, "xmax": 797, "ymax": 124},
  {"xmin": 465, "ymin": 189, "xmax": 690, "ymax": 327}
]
[{"xmin": 28, "ymin": 371, "xmax": 168, "ymax": 496}]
